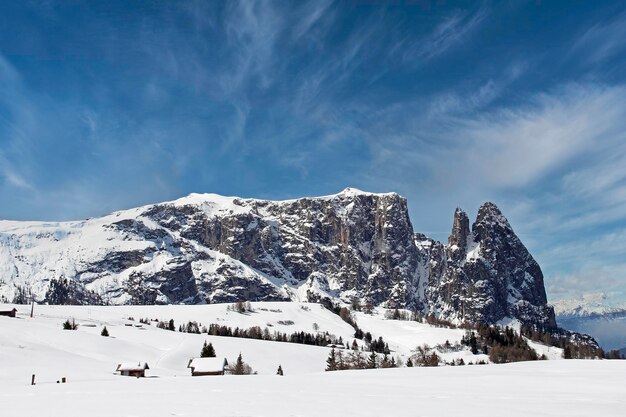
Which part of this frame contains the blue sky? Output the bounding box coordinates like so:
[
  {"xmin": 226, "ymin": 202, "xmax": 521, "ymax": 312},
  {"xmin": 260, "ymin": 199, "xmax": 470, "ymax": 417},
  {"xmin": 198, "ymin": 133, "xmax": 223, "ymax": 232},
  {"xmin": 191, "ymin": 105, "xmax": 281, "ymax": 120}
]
[{"xmin": 1, "ymin": 1, "xmax": 626, "ymax": 304}]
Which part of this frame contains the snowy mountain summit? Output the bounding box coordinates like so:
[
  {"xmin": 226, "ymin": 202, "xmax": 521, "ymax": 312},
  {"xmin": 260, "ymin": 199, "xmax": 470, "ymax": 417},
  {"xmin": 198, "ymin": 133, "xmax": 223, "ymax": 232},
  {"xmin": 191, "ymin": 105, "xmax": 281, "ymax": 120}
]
[
  {"xmin": 552, "ymin": 293, "xmax": 626, "ymax": 318},
  {"xmin": 0, "ymin": 190, "xmax": 556, "ymax": 330},
  {"xmin": 552, "ymin": 293, "xmax": 626, "ymax": 350}
]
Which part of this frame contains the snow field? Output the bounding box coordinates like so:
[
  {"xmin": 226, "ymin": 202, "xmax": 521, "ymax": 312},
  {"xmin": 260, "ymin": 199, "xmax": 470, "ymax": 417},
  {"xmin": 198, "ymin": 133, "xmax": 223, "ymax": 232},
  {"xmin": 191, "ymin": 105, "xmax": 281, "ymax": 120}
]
[{"xmin": 0, "ymin": 302, "xmax": 624, "ymax": 416}]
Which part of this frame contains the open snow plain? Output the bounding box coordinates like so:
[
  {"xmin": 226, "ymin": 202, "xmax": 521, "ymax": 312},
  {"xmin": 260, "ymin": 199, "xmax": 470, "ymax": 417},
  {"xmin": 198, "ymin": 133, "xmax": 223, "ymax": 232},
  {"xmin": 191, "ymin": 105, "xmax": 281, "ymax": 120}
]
[{"xmin": 1, "ymin": 302, "xmax": 624, "ymax": 417}]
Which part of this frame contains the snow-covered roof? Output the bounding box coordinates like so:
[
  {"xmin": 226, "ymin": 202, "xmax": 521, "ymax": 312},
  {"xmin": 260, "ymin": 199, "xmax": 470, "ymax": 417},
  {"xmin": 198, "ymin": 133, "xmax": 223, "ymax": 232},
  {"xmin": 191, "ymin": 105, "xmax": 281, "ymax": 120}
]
[
  {"xmin": 116, "ymin": 362, "xmax": 149, "ymax": 371},
  {"xmin": 187, "ymin": 357, "xmax": 228, "ymax": 373}
]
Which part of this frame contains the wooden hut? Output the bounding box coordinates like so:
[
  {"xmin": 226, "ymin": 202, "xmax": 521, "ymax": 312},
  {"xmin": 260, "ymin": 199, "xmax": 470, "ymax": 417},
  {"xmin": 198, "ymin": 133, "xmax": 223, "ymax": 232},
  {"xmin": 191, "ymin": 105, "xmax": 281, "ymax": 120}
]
[
  {"xmin": 187, "ymin": 357, "xmax": 228, "ymax": 376},
  {"xmin": 0, "ymin": 308, "xmax": 17, "ymax": 318},
  {"xmin": 116, "ymin": 362, "xmax": 149, "ymax": 377}
]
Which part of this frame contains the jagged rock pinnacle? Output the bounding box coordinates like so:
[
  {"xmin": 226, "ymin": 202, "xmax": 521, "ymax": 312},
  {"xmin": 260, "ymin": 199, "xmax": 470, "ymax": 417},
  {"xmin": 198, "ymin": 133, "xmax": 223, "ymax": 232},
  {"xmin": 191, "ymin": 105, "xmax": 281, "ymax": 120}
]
[{"xmin": 448, "ymin": 207, "xmax": 470, "ymax": 253}]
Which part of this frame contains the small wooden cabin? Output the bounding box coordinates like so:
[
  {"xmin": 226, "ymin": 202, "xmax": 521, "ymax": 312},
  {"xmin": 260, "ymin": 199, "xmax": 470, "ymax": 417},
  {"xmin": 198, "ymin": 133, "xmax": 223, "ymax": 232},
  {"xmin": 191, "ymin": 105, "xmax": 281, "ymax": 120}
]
[
  {"xmin": 0, "ymin": 308, "xmax": 17, "ymax": 318},
  {"xmin": 116, "ymin": 362, "xmax": 149, "ymax": 377},
  {"xmin": 187, "ymin": 357, "xmax": 228, "ymax": 376}
]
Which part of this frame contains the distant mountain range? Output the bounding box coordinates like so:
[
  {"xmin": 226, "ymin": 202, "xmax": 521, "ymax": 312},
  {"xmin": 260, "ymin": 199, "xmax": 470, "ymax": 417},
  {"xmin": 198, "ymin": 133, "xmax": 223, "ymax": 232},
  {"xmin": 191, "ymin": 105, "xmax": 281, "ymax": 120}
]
[
  {"xmin": 1, "ymin": 188, "xmax": 557, "ymax": 330},
  {"xmin": 553, "ymin": 293, "xmax": 626, "ymax": 351}
]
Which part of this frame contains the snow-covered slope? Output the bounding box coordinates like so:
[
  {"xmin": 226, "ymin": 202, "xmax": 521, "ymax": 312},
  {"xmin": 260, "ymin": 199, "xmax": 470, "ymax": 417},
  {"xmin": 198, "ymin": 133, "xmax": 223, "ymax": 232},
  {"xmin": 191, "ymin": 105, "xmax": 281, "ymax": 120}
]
[
  {"xmin": 0, "ymin": 189, "xmax": 556, "ymax": 329},
  {"xmin": 0, "ymin": 302, "xmax": 623, "ymax": 417},
  {"xmin": 0, "ymin": 302, "xmax": 492, "ymax": 377},
  {"xmin": 0, "ymin": 302, "xmax": 352, "ymax": 380}
]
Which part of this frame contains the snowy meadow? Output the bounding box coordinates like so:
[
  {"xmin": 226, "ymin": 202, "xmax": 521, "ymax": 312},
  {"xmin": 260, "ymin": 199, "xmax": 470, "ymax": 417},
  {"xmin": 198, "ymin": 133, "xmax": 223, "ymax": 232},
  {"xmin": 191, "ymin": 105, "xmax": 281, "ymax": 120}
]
[{"xmin": 0, "ymin": 302, "xmax": 624, "ymax": 416}]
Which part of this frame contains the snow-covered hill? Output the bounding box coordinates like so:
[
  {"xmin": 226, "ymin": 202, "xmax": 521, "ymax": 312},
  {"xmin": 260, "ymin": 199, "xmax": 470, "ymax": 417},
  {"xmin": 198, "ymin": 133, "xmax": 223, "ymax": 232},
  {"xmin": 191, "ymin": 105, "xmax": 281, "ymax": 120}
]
[
  {"xmin": 0, "ymin": 189, "xmax": 556, "ymax": 329},
  {"xmin": 0, "ymin": 302, "xmax": 622, "ymax": 417},
  {"xmin": 0, "ymin": 301, "xmax": 491, "ymax": 379}
]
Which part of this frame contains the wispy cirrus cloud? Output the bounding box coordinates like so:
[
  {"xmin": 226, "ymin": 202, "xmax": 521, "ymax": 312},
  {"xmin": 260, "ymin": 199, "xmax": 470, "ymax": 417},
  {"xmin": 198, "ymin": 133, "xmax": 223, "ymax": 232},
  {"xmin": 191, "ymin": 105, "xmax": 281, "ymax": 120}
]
[
  {"xmin": 399, "ymin": 7, "xmax": 488, "ymax": 64},
  {"xmin": 571, "ymin": 10, "xmax": 626, "ymax": 64},
  {"xmin": 0, "ymin": 153, "xmax": 35, "ymax": 190},
  {"xmin": 220, "ymin": 0, "xmax": 285, "ymax": 93},
  {"xmin": 0, "ymin": 54, "xmax": 37, "ymax": 192}
]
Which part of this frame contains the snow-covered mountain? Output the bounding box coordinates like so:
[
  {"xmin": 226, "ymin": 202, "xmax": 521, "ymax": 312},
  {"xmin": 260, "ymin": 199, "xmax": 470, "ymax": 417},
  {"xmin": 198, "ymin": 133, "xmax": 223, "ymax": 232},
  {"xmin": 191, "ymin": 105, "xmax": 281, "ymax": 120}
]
[
  {"xmin": 553, "ymin": 293, "xmax": 626, "ymax": 350},
  {"xmin": 0, "ymin": 188, "xmax": 556, "ymax": 329},
  {"xmin": 553, "ymin": 293, "xmax": 626, "ymax": 318}
]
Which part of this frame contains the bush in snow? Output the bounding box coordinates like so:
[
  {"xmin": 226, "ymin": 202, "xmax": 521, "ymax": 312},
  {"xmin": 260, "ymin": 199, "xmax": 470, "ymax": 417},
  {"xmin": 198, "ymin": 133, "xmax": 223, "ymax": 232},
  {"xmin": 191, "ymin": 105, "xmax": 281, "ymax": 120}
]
[
  {"xmin": 62, "ymin": 318, "xmax": 78, "ymax": 330},
  {"xmin": 228, "ymin": 301, "xmax": 254, "ymax": 314},
  {"xmin": 411, "ymin": 344, "xmax": 440, "ymax": 367}
]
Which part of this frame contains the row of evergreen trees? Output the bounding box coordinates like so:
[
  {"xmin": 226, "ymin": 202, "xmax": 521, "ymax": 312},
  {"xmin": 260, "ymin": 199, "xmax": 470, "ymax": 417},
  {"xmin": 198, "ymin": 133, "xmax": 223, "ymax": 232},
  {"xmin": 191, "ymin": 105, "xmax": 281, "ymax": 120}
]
[
  {"xmin": 521, "ymin": 325, "xmax": 616, "ymax": 359},
  {"xmin": 205, "ymin": 323, "xmax": 339, "ymax": 346},
  {"xmin": 323, "ymin": 300, "xmax": 393, "ymax": 354},
  {"xmin": 325, "ymin": 348, "xmax": 399, "ymax": 371},
  {"xmin": 460, "ymin": 325, "xmax": 540, "ymax": 363}
]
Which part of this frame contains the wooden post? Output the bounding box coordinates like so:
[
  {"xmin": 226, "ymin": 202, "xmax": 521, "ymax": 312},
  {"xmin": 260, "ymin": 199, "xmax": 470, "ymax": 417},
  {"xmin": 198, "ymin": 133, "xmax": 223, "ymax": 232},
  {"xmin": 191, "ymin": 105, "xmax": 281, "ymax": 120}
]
[
  {"xmin": 31, "ymin": 374, "xmax": 35, "ymax": 385},
  {"xmin": 30, "ymin": 301, "xmax": 34, "ymax": 318},
  {"xmin": 61, "ymin": 377, "xmax": 66, "ymax": 383}
]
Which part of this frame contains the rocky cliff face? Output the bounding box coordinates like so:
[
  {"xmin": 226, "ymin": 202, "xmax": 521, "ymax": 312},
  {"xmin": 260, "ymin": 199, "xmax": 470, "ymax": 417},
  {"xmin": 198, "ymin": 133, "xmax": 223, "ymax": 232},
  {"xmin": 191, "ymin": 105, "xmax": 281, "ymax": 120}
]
[
  {"xmin": 418, "ymin": 203, "xmax": 556, "ymax": 330},
  {"xmin": 0, "ymin": 188, "xmax": 555, "ymax": 329}
]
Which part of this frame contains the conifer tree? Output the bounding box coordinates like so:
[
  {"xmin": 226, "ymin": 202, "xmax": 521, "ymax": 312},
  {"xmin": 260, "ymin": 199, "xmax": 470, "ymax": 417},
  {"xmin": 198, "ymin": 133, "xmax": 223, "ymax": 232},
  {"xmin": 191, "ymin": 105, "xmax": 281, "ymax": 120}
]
[
  {"xmin": 368, "ymin": 351, "xmax": 377, "ymax": 369},
  {"xmin": 233, "ymin": 353, "xmax": 245, "ymax": 375},
  {"xmin": 337, "ymin": 350, "xmax": 345, "ymax": 370},
  {"xmin": 101, "ymin": 326, "xmax": 109, "ymax": 337},
  {"xmin": 277, "ymin": 364, "xmax": 283, "ymax": 376},
  {"xmin": 406, "ymin": 358, "xmax": 413, "ymax": 367},
  {"xmin": 381, "ymin": 353, "xmax": 391, "ymax": 368},
  {"xmin": 326, "ymin": 348, "xmax": 337, "ymax": 371},
  {"xmin": 200, "ymin": 341, "xmax": 216, "ymax": 358},
  {"xmin": 469, "ymin": 332, "xmax": 478, "ymax": 354}
]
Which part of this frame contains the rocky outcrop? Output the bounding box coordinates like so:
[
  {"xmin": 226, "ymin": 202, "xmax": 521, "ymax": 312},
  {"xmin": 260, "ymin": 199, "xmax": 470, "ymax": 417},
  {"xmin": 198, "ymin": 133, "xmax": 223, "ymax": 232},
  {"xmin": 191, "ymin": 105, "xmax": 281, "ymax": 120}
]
[
  {"xmin": 0, "ymin": 189, "xmax": 556, "ymax": 329},
  {"xmin": 448, "ymin": 208, "xmax": 470, "ymax": 257},
  {"xmin": 419, "ymin": 203, "xmax": 556, "ymax": 330}
]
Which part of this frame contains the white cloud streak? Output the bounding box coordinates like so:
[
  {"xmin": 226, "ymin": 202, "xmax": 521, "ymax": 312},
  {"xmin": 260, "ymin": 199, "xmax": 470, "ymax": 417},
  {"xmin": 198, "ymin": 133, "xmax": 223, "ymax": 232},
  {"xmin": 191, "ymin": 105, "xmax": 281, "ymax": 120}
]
[
  {"xmin": 401, "ymin": 7, "xmax": 487, "ymax": 63},
  {"xmin": 571, "ymin": 10, "xmax": 626, "ymax": 64}
]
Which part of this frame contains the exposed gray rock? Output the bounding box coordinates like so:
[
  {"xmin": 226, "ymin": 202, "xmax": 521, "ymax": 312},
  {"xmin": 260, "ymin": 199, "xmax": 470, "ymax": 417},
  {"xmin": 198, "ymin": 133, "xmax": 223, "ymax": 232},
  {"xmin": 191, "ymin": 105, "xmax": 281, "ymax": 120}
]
[
  {"xmin": 419, "ymin": 202, "xmax": 557, "ymax": 330},
  {"xmin": 0, "ymin": 190, "xmax": 556, "ymax": 329}
]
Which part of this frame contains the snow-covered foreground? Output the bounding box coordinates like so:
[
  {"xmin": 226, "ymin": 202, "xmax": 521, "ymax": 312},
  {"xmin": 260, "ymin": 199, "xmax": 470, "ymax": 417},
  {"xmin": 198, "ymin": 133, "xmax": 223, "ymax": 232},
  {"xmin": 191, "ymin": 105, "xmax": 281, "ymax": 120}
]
[
  {"xmin": 1, "ymin": 360, "xmax": 623, "ymax": 417},
  {"xmin": 1, "ymin": 302, "xmax": 624, "ymax": 416}
]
